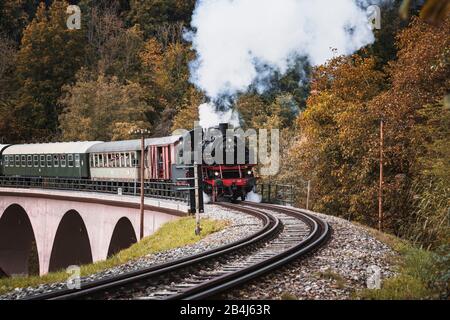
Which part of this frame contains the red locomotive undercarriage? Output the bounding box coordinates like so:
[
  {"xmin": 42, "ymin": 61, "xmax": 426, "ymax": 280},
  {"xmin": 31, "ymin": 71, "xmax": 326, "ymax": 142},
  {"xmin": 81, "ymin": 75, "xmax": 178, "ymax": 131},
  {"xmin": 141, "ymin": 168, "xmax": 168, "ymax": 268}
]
[{"xmin": 202, "ymin": 164, "xmax": 256, "ymax": 202}]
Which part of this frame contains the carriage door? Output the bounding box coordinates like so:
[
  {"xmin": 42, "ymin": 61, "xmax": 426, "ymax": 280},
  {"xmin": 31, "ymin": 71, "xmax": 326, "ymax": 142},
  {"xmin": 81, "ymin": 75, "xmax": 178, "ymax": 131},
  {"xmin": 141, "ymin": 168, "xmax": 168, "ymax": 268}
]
[{"xmin": 157, "ymin": 147, "xmax": 164, "ymax": 179}]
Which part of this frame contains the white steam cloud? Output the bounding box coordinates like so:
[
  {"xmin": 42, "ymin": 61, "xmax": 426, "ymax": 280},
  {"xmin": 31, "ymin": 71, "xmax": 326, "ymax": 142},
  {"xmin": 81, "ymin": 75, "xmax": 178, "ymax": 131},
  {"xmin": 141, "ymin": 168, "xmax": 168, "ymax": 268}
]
[
  {"xmin": 186, "ymin": 0, "xmax": 381, "ymax": 101},
  {"xmin": 203, "ymin": 192, "xmax": 211, "ymax": 204},
  {"xmin": 199, "ymin": 102, "xmax": 240, "ymax": 128},
  {"xmin": 246, "ymin": 191, "xmax": 262, "ymax": 203}
]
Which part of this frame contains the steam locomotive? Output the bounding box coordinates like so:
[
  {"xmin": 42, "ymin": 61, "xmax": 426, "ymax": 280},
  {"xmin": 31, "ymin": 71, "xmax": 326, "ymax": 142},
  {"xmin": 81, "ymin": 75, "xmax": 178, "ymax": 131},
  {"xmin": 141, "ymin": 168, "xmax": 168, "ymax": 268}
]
[
  {"xmin": 176, "ymin": 123, "xmax": 256, "ymax": 201},
  {"xmin": 0, "ymin": 124, "xmax": 256, "ymax": 202}
]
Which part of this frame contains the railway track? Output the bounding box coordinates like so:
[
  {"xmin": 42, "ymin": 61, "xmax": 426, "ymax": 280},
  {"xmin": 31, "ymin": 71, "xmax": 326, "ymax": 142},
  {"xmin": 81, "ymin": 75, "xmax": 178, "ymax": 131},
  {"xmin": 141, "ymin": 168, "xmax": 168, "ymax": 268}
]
[{"xmin": 24, "ymin": 203, "xmax": 330, "ymax": 300}]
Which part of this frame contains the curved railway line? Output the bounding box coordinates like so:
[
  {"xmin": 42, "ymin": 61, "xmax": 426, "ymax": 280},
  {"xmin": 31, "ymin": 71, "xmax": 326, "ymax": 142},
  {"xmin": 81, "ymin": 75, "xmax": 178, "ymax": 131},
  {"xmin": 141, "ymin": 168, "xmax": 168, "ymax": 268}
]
[{"xmin": 23, "ymin": 202, "xmax": 330, "ymax": 300}]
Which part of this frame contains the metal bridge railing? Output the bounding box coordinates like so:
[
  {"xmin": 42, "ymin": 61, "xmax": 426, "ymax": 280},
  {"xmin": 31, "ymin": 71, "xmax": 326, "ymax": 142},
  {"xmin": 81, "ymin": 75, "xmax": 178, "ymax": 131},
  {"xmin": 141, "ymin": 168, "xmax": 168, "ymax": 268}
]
[
  {"xmin": 0, "ymin": 176, "xmax": 190, "ymax": 204},
  {"xmin": 256, "ymin": 183, "xmax": 295, "ymax": 206}
]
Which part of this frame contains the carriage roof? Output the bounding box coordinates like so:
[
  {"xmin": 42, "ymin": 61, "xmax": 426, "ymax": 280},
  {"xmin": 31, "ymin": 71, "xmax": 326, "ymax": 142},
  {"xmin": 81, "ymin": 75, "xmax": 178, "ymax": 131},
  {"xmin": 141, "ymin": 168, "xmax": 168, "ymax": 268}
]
[
  {"xmin": 0, "ymin": 145, "xmax": 10, "ymax": 153},
  {"xmin": 4, "ymin": 142, "xmax": 103, "ymax": 155},
  {"xmin": 87, "ymin": 135, "xmax": 182, "ymax": 153}
]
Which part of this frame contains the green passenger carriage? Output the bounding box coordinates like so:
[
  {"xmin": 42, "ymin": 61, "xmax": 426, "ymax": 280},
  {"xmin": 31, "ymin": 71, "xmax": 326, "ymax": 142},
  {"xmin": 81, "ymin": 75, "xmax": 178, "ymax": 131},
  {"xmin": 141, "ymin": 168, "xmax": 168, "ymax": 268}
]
[
  {"xmin": 0, "ymin": 145, "xmax": 11, "ymax": 176},
  {"xmin": 2, "ymin": 142, "xmax": 102, "ymax": 179}
]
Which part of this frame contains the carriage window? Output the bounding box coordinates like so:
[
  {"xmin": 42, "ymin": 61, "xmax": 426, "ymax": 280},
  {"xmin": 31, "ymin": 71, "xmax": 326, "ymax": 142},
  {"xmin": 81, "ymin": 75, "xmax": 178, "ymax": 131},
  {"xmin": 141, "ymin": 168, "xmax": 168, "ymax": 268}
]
[
  {"xmin": 119, "ymin": 153, "xmax": 124, "ymax": 167},
  {"xmin": 113, "ymin": 153, "xmax": 118, "ymax": 168},
  {"xmin": 27, "ymin": 155, "xmax": 32, "ymax": 167},
  {"xmin": 60, "ymin": 155, "xmax": 66, "ymax": 167},
  {"xmin": 53, "ymin": 155, "xmax": 59, "ymax": 167},
  {"xmin": 11, "ymin": 155, "xmax": 15, "ymax": 166},
  {"xmin": 117, "ymin": 153, "xmax": 121, "ymax": 167},
  {"xmin": 47, "ymin": 155, "xmax": 52, "ymax": 167},
  {"xmin": 33, "ymin": 155, "xmax": 39, "ymax": 167},
  {"xmin": 108, "ymin": 153, "xmax": 113, "ymax": 168},
  {"xmin": 4, "ymin": 156, "xmax": 8, "ymax": 167},
  {"xmin": 99, "ymin": 154, "xmax": 104, "ymax": 167},
  {"xmin": 40, "ymin": 155, "xmax": 45, "ymax": 167},
  {"xmin": 124, "ymin": 153, "xmax": 129, "ymax": 167},
  {"xmin": 15, "ymin": 155, "xmax": 19, "ymax": 167},
  {"xmin": 111, "ymin": 153, "xmax": 116, "ymax": 167},
  {"xmin": 132, "ymin": 152, "xmax": 139, "ymax": 167},
  {"xmin": 21, "ymin": 155, "xmax": 26, "ymax": 167},
  {"xmin": 68, "ymin": 154, "xmax": 74, "ymax": 167},
  {"xmin": 75, "ymin": 154, "xmax": 80, "ymax": 167}
]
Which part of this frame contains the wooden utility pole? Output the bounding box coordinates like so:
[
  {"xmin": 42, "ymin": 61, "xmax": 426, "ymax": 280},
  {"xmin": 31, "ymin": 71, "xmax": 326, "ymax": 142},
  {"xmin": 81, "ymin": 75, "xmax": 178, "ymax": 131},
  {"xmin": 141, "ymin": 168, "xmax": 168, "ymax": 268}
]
[
  {"xmin": 194, "ymin": 162, "xmax": 201, "ymax": 235},
  {"xmin": 306, "ymin": 180, "xmax": 311, "ymax": 211},
  {"xmin": 378, "ymin": 120, "xmax": 384, "ymax": 232},
  {"xmin": 140, "ymin": 134, "xmax": 145, "ymax": 240},
  {"xmin": 130, "ymin": 128, "xmax": 149, "ymax": 240}
]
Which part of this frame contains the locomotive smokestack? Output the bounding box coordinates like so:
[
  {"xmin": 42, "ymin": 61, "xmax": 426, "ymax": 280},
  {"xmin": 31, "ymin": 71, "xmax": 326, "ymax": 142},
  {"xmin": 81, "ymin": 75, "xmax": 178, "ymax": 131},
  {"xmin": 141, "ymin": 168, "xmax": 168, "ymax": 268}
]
[{"xmin": 219, "ymin": 123, "xmax": 229, "ymax": 137}]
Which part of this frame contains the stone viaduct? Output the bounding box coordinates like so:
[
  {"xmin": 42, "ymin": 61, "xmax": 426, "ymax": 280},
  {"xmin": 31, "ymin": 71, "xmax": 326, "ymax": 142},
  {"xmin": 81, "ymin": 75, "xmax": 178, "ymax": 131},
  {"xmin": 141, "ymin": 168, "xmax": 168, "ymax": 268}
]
[{"xmin": 0, "ymin": 188, "xmax": 187, "ymax": 276}]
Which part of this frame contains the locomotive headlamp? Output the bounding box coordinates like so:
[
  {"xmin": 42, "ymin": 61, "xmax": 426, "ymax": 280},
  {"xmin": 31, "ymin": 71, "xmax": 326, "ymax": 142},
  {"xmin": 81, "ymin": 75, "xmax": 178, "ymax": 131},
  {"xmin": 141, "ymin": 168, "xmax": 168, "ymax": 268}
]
[
  {"xmin": 247, "ymin": 170, "xmax": 252, "ymax": 175},
  {"xmin": 214, "ymin": 171, "xmax": 220, "ymax": 177}
]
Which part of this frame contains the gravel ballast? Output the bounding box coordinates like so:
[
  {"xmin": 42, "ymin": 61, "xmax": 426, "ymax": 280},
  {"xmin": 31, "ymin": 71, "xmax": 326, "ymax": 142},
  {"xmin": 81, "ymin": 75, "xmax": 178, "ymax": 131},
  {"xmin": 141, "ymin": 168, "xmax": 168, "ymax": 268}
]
[
  {"xmin": 0, "ymin": 204, "xmax": 398, "ymax": 300},
  {"xmin": 222, "ymin": 208, "xmax": 397, "ymax": 300},
  {"xmin": 0, "ymin": 204, "xmax": 262, "ymax": 300}
]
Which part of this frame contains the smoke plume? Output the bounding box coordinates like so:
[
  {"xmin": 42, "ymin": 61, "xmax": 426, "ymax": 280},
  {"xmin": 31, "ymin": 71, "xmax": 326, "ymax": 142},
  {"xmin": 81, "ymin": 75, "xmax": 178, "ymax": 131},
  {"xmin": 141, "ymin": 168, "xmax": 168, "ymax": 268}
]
[{"xmin": 186, "ymin": 0, "xmax": 383, "ymax": 106}]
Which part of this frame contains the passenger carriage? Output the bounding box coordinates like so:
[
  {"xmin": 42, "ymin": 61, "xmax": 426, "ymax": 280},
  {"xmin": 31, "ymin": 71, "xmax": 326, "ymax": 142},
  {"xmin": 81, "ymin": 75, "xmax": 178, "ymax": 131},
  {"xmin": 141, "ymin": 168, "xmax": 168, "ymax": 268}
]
[
  {"xmin": 2, "ymin": 142, "xmax": 102, "ymax": 178},
  {"xmin": 87, "ymin": 136, "xmax": 181, "ymax": 182},
  {"xmin": 0, "ymin": 145, "xmax": 11, "ymax": 176}
]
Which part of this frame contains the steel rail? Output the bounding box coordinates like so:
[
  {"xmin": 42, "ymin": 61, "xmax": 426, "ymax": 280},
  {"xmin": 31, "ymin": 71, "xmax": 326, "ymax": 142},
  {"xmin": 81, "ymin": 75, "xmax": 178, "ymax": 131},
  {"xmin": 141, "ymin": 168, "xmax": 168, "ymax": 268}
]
[
  {"xmin": 167, "ymin": 202, "xmax": 330, "ymax": 300},
  {"xmin": 22, "ymin": 202, "xmax": 330, "ymax": 300},
  {"xmin": 23, "ymin": 205, "xmax": 279, "ymax": 300}
]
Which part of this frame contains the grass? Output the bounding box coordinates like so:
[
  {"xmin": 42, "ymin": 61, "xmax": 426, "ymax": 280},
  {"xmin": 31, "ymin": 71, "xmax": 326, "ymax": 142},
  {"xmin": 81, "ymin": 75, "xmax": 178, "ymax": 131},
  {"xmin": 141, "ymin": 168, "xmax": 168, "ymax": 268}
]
[
  {"xmin": 0, "ymin": 216, "xmax": 229, "ymax": 295},
  {"xmin": 279, "ymin": 292, "xmax": 298, "ymax": 300},
  {"xmin": 356, "ymin": 224, "xmax": 447, "ymax": 300},
  {"xmin": 315, "ymin": 269, "xmax": 347, "ymax": 289}
]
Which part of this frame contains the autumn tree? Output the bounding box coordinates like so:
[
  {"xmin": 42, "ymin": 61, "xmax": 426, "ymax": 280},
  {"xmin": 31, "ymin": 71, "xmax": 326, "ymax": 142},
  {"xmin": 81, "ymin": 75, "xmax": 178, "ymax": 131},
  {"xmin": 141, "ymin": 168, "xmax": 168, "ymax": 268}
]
[
  {"xmin": 0, "ymin": 0, "xmax": 40, "ymax": 42},
  {"xmin": 0, "ymin": 34, "xmax": 17, "ymax": 100},
  {"xmin": 0, "ymin": 33, "xmax": 20, "ymax": 142},
  {"xmin": 80, "ymin": 2, "xmax": 144, "ymax": 81},
  {"xmin": 59, "ymin": 73, "xmax": 152, "ymax": 141},
  {"xmin": 402, "ymin": 98, "xmax": 450, "ymax": 248},
  {"xmin": 127, "ymin": 0, "xmax": 196, "ymax": 38},
  {"xmin": 285, "ymin": 55, "xmax": 386, "ymax": 224},
  {"xmin": 284, "ymin": 15, "xmax": 449, "ymax": 241},
  {"xmin": 171, "ymin": 87, "xmax": 203, "ymax": 131},
  {"xmin": 139, "ymin": 38, "xmax": 196, "ymax": 135},
  {"xmin": 14, "ymin": 0, "xmax": 86, "ymax": 141}
]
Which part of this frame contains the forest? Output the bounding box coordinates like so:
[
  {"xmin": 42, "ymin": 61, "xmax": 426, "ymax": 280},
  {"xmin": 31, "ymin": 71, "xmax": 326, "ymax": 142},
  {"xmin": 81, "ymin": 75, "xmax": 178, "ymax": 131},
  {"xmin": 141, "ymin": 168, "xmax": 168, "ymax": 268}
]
[{"xmin": 0, "ymin": 0, "xmax": 448, "ymax": 280}]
